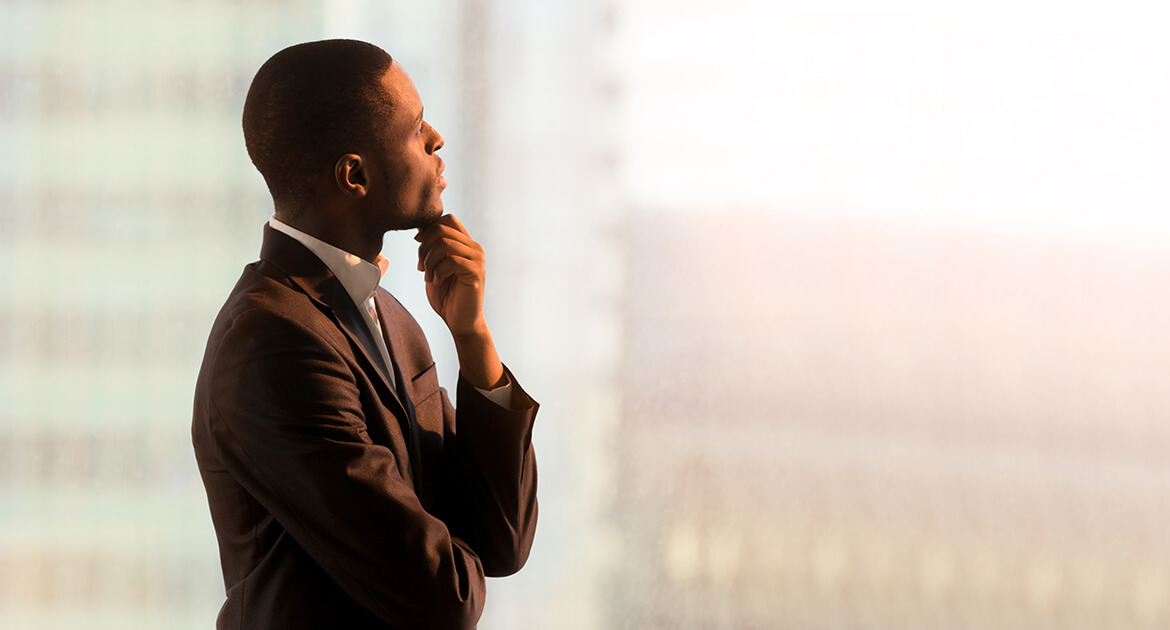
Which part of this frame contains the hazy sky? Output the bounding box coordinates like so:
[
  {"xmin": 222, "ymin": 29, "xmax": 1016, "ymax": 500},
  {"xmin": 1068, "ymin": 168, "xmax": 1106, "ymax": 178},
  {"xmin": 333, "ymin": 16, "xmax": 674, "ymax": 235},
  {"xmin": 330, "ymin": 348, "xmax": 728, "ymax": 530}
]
[{"xmin": 620, "ymin": 1, "xmax": 1170, "ymax": 245}]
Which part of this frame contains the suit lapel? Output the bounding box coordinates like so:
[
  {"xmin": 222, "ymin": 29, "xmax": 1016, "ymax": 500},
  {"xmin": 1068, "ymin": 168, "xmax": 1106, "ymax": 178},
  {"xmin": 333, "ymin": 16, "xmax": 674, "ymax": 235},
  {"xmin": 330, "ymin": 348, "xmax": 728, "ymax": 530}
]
[
  {"xmin": 258, "ymin": 227, "xmax": 415, "ymax": 449},
  {"xmin": 374, "ymin": 291, "xmax": 425, "ymax": 492},
  {"xmin": 321, "ymin": 285, "xmax": 395, "ymax": 390}
]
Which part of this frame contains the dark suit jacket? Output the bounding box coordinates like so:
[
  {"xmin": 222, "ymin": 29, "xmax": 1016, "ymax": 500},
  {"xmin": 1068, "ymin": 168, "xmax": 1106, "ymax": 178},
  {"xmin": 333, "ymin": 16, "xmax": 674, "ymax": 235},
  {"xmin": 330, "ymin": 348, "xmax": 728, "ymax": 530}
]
[{"xmin": 192, "ymin": 226, "xmax": 539, "ymax": 629}]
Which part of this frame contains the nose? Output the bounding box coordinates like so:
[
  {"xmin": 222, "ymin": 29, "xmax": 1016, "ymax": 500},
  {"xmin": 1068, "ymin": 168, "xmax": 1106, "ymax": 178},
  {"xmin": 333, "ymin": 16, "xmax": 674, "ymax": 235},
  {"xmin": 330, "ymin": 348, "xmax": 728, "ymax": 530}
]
[{"xmin": 428, "ymin": 125, "xmax": 444, "ymax": 154}]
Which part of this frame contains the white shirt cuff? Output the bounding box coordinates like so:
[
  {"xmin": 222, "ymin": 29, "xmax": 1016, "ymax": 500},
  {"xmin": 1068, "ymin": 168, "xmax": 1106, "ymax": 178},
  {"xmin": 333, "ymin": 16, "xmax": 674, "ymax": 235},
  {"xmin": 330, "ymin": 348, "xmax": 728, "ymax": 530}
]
[{"xmin": 475, "ymin": 372, "xmax": 515, "ymax": 408}]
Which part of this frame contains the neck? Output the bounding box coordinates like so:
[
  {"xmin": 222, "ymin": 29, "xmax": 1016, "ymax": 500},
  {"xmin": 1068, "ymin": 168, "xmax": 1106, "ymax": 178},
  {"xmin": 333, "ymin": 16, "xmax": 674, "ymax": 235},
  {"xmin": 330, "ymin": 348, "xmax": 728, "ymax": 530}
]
[{"xmin": 275, "ymin": 207, "xmax": 382, "ymax": 263}]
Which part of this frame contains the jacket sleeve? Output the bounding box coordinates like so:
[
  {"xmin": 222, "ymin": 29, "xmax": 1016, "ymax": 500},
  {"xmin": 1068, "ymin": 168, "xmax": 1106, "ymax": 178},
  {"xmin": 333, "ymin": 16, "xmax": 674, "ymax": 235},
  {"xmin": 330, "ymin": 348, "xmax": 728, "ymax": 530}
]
[
  {"xmin": 206, "ymin": 307, "xmax": 484, "ymax": 629},
  {"xmin": 437, "ymin": 371, "xmax": 539, "ymax": 577}
]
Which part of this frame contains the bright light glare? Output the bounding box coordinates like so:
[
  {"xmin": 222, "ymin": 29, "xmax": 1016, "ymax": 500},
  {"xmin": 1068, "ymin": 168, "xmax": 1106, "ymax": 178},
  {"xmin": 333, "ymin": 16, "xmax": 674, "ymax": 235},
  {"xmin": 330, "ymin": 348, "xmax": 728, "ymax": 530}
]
[{"xmin": 622, "ymin": 1, "xmax": 1170, "ymax": 244}]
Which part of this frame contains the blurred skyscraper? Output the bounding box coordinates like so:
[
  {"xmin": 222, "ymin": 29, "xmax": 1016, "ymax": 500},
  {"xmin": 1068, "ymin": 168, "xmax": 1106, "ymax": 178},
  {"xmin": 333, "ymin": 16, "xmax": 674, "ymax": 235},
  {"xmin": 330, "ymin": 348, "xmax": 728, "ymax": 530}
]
[{"xmin": 0, "ymin": 1, "xmax": 325, "ymax": 627}]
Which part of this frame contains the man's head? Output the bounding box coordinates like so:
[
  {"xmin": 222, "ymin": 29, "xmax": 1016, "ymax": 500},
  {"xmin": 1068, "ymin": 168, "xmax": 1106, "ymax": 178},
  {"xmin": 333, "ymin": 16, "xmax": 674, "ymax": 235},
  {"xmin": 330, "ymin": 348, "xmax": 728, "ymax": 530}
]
[{"xmin": 243, "ymin": 39, "xmax": 445, "ymax": 234}]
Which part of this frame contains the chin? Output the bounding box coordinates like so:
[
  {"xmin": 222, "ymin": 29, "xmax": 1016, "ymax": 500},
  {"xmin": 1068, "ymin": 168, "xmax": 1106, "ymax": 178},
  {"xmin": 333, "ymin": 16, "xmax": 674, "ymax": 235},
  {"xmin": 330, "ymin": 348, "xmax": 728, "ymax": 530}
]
[
  {"xmin": 419, "ymin": 205, "xmax": 444, "ymax": 227},
  {"xmin": 381, "ymin": 204, "xmax": 441, "ymax": 232}
]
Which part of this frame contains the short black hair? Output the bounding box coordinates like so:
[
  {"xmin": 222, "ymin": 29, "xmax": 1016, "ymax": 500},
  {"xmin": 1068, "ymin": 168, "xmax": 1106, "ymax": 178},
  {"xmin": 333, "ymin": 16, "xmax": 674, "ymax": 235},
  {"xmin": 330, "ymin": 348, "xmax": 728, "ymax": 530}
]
[{"xmin": 243, "ymin": 39, "xmax": 395, "ymax": 212}]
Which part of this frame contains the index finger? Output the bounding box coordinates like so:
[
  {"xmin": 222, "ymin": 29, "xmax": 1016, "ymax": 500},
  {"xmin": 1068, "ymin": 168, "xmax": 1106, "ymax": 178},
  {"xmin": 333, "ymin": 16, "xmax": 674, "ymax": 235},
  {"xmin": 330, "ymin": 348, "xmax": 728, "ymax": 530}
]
[
  {"xmin": 439, "ymin": 213, "xmax": 469, "ymax": 237},
  {"xmin": 413, "ymin": 213, "xmax": 468, "ymax": 242}
]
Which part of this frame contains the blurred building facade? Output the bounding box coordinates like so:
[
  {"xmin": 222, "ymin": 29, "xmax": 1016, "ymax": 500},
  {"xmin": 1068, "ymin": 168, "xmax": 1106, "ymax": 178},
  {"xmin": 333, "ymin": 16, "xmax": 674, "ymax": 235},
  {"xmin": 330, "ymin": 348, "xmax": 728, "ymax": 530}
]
[
  {"xmin": 615, "ymin": 211, "xmax": 1170, "ymax": 629},
  {"xmin": 0, "ymin": 1, "xmax": 325, "ymax": 627}
]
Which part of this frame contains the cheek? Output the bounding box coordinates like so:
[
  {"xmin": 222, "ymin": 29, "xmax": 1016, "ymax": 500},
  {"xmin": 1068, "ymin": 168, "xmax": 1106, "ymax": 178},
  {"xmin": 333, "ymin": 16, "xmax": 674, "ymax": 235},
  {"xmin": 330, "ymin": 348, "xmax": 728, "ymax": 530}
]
[
  {"xmin": 382, "ymin": 149, "xmax": 434, "ymax": 201},
  {"xmin": 412, "ymin": 157, "xmax": 436, "ymax": 190}
]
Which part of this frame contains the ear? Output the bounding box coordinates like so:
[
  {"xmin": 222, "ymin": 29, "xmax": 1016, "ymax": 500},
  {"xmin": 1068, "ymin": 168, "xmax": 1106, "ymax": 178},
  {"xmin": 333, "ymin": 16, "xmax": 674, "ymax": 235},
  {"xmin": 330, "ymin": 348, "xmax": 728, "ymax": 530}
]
[{"xmin": 334, "ymin": 153, "xmax": 368, "ymax": 198}]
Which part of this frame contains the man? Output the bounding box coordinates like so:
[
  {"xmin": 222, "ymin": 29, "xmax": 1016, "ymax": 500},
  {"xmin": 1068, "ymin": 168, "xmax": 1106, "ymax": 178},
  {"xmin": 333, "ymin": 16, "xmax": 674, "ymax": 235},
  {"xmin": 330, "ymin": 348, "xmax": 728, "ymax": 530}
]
[{"xmin": 192, "ymin": 39, "xmax": 538, "ymax": 629}]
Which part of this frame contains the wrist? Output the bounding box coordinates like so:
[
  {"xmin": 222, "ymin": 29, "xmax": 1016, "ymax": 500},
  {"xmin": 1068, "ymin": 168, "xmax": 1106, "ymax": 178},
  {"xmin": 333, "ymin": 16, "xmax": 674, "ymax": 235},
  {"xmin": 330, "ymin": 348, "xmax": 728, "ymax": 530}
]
[
  {"xmin": 452, "ymin": 321, "xmax": 504, "ymax": 390},
  {"xmin": 450, "ymin": 318, "xmax": 491, "ymax": 345}
]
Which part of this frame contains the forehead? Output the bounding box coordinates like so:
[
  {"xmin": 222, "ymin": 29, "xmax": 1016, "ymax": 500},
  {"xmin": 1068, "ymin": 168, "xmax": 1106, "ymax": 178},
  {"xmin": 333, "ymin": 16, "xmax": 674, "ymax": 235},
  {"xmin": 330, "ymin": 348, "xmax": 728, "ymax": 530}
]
[{"xmin": 380, "ymin": 60, "xmax": 423, "ymax": 120}]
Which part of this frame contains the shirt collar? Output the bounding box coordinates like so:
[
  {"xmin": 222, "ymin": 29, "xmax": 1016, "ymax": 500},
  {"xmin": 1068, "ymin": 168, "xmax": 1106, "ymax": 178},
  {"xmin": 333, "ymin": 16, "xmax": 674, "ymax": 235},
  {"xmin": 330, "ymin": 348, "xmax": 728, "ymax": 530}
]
[{"xmin": 268, "ymin": 215, "xmax": 389, "ymax": 306}]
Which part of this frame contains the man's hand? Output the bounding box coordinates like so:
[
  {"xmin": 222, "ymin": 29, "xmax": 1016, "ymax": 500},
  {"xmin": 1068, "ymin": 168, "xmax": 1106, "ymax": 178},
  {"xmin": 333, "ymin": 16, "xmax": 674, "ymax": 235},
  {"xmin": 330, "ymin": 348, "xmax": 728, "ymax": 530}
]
[
  {"xmin": 415, "ymin": 214, "xmax": 504, "ymax": 389},
  {"xmin": 415, "ymin": 214, "xmax": 487, "ymax": 336}
]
